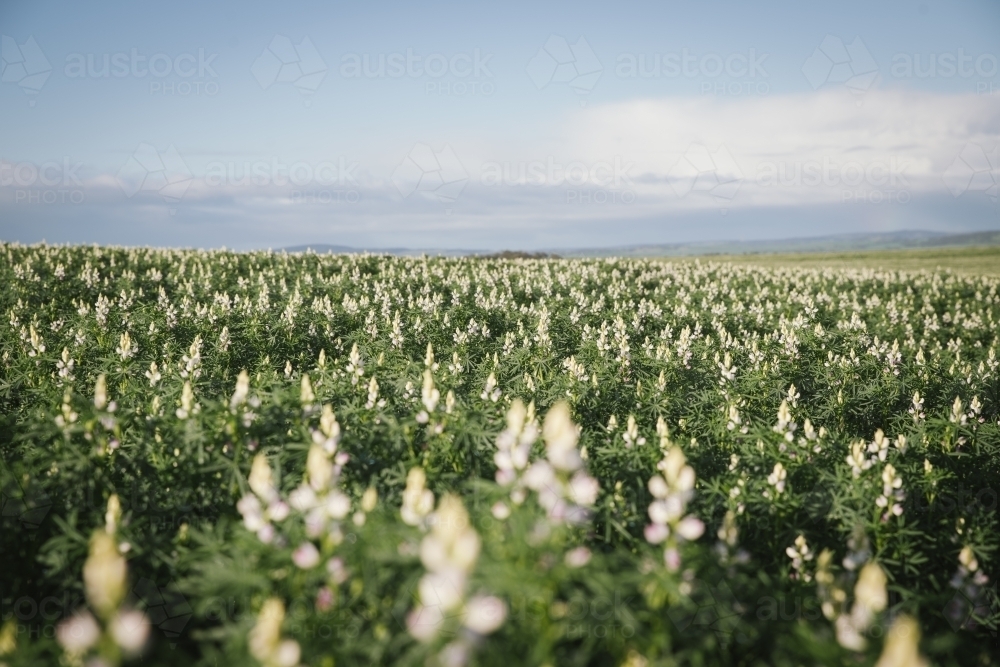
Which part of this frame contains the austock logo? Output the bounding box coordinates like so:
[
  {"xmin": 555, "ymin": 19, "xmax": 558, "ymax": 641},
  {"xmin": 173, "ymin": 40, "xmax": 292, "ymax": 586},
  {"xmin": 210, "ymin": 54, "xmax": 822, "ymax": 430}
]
[
  {"xmin": 802, "ymin": 35, "xmax": 878, "ymax": 102},
  {"xmin": 1, "ymin": 477, "xmax": 52, "ymax": 530},
  {"xmin": 668, "ymin": 143, "xmax": 744, "ymax": 211},
  {"xmin": 392, "ymin": 574, "xmax": 467, "ymax": 640},
  {"xmin": 124, "ymin": 578, "xmax": 193, "ymax": 646},
  {"xmin": 391, "ymin": 143, "xmax": 468, "ymax": 206},
  {"xmin": 1, "ymin": 157, "xmax": 87, "ymax": 205},
  {"xmin": 943, "ymin": 143, "xmax": 999, "ymax": 206},
  {"xmin": 251, "ymin": 35, "xmax": 327, "ymax": 95},
  {"xmin": 527, "ymin": 35, "xmax": 603, "ymax": 96},
  {"xmin": 0, "ymin": 579, "xmax": 190, "ymax": 646},
  {"xmin": 1, "ymin": 35, "xmax": 52, "ymax": 104},
  {"xmin": 667, "ymin": 576, "xmax": 748, "ymax": 643},
  {"xmin": 116, "ymin": 143, "xmax": 194, "ymax": 211}
]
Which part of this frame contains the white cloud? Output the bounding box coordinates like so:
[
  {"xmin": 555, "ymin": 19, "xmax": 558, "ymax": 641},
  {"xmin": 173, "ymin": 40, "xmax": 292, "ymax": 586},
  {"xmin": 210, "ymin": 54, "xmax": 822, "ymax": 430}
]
[
  {"xmin": 5, "ymin": 89, "xmax": 998, "ymax": 249},
  {"xmin": 557, "ymin": 89, "xmax": 1000, "ymax": 209}
]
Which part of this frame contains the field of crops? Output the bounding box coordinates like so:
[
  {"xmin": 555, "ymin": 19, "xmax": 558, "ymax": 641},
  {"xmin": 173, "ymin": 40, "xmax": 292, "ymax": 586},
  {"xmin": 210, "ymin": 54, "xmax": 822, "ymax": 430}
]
[{"xmin": 1, "ymin": 242, "xmax": 997, "ymax": 667}]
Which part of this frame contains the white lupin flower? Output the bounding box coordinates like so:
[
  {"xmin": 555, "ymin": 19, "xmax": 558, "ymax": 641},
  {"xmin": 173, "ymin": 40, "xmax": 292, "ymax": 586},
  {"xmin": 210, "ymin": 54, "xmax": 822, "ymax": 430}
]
[
  {"xmin": 480, "ymin": 372, "xmax": 501, "ymax": 402},
  {"xmin": 909, "ymin": 391, "xmax": 925, "ymax": 422},
  {"xmin": 726, "ymin": 405, "xmax": 744, "ymax": 432},
  {"xmin": 312, "ymin": 404, "xmax": 342, "ymax": 454},
  {"xmin": 877, "ymin": 463, "xmax": 905, "ymax": 517},
  {"xmin": 94, "ymin": 374, "xmax": 108, "ymax": 410},
  {"xmin": 622, "ymin": 415, "xmax": 646, "ymax": 447},
  {"xmin": 116, "ymin": 331, "xmax": 137, "ymax": 360},
  {"xmin": 56, "ymin": 611, "xmax": 100, "ymax": 655},
  {"xmin": 949, "ymin": 396, "xmax": 967, "ymax": 425},
  {"xmin": 852, "ymin": 562, "xmax": 888, "ymax": 627},
  {"xmin": 230, "ymin": 370, "xmax": 250, "ymax": 411},
  {"xmin": 407, "ymin": 494, "xmax": 505, "ymax": 651},
  {"xmin": 109, "ymin": 609, "xmax": 151, "ymax": 655},
  {"xmin": 497, "ymin": 401, "xmax": 598, "ymax": 526},
  {"xmin": 875, "ymin": 615, "xmax": 928, "ymax": 667},
  {"xmin": 27, "ymin": 324, "xmax": 45, "ymax": 357},
  {"xmin": 145, "ymin": 361, "xmax": 161, "ymax": 387},
  {"xmin": 772, "ymin": 400, "xmax": 797, "ymax": 441},
  {"xmin": 346, "ymin": 343, "xmax": 364, "ymax": 385},
  {"xmin": 959, "ymin": 545, "xmax": 979, "ymax": 572},
  {"xmin": 645, "ymin": 446, "xmax": 703, "ymax": 570},
  {"xmin": 868, "ymin": 429, "xmax": 890, "ymax": 462},
  {"xmin": 300, "ymin": 373, "xmax": 315, "ymax": 406},
  {"xmin": 421, "ymin": 369, "xmax": 440, "ymax": 413},
  {"xmin": 766, "ymin": 462, "xmax": 787, "ymax": 494},
  {"xmin": 785, "ymin": 534, "xmax": 814, "ymax": 581},
  {"xmin": 718, "ymin": 351, "xmax": 736, "ymax": 382},
  {"xmin": 494, "ymin": 399, "xmax": 538, "ymax": 491},
  {"xmin": 218, "ymin": 325, "xmax": 231, "ymax": 352},
  {"xmin": 57, "ymin": 347, "xmax": 75, "ymax": 380},
  {"xmin": 176, "ymin": 381, "xmax": 197, "ymax": 419},
  {"xmin": 180, "ymin": 335, "xmax": 202, "ymax": 379},
  {"xmin": 463, "ymin": 595, "xmax": 508, "ymax": 634},
  {"xmin": 365, "ymin": 376, "xmax": 383, "ymax": 409},
  {"xmin": 543, "ymin": 402, "xmax": 582, "ymax": 472},
  {"xmin": 249, "ymin": 599, "xmax": 301, "ymax": 667},
  {"xmin": 292, "ymin": 542, "xmax": 321, "ymax": 569},
  {"xmin": 562, "ymin": 355, "xmax": 589, "ymax": 382},
  {"xmin": 401, "ymin": 467, "xmax": 435, "ymax": 527},
  {"xmin": 846, "ymin": 441, "xmax": 872, "ymax": 477},
  {"xmin": 237, "ymin": 455, "xmax": 292, "ymax": 543},
  {"xmin": 83, "ymin": 532, "xmax": 127, "ymax": 620}
]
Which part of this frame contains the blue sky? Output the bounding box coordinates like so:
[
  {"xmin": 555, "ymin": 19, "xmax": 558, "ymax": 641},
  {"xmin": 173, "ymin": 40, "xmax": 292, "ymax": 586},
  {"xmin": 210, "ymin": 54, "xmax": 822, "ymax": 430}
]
[{"xmin": 2, "ymin": 0, "xmax": 999, "ymax": 250}]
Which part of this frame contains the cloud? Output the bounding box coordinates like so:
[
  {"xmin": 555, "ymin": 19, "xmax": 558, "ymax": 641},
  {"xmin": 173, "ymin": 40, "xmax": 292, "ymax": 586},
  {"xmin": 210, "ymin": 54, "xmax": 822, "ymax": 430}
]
[
  {"xmin": 3, "ymin": 90, "xmax": 998, "ymax": 249},
  {"xmin": 559, "ymin": 89, "xmax": 1000, "ymax": 209}
]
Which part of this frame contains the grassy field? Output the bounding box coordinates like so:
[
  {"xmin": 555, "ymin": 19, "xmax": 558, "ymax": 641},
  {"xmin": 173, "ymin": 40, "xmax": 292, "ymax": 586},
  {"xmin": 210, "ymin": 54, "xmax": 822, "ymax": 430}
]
[
  {"xmin": 683, "ymin": 244, "xmax": 1000, "ymax": 275},
  {"xmin": 2, "ymin": 242, "xmax": 998, "ymax": 666}
]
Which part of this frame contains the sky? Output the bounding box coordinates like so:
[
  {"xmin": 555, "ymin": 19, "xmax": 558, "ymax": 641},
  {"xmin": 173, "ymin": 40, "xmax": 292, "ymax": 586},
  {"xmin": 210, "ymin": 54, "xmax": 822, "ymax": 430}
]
[{"xmin": 1, "ymin": 0, "xmax": 999, "ymax": 251}]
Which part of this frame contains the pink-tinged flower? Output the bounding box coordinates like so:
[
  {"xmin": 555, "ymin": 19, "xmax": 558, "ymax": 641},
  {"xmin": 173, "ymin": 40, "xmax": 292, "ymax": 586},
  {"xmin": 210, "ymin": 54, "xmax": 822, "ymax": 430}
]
[
  {"xmin": 292, "ymin": 542, "xmax": 321, "ymax": 569},
  {"xmin": 407, "ymin": 603, "xmax": 445, "ymax": 642},
  {"xmin": 645, "ymin": 523, "xmax": 669, "ymax": 544},
  {"xmin": 440, "ymin": 641, "xmax": 471, "ymax": 667},
  {"xmin": 257, "ymin": 524, "xmax": 275, "ymax": 544},
  {"xmin": 269, "ymin": 501, "xmax": 290, "ymax": 522},
  {"xmin": 564, "ymin": 546, "xmax": 592, "ymax": 568},
  {"xmin": 110, "ymin": 609, "xmax": 150, "ymax": 655},
  {"xmin": 274, "ymin": 639, "xmax": 301, "ymax": 667},
  {"xmin": 464, "ymin": 595, "xmax": 508, "ymax": 634},
  {"xmin": 664, "ymin": 547, "xmax": 681, "ymax": 572},
  {"xmin": 326, "ymin": 557, "xmax": 349, "ymax": 584},
  {"xmin": 316, "ymin": 586, "xmax": 334, "ymax": 612},
  {"xmin": 676, "ymin": 516, "xmax": 705, "ymax": 541},
  {"xmin": 491, "ymin": 501, "xmax": 511, "ymax": 520},
  {"xmin": 56, "ymin": 611, "xmax": 100, "ymax": 654},
  {"xmin": 522, "ymin": 461, "xmax": 555, "ymax": 491},
  {"xmin": 648, "ymin": 475, "xmax": 668, "ymax": 498},
  {"xmin": 419, "ymin": 569, "xmax": 467, "ymax": 612},
  {"xmin": 495, "ymin": 468, "xmax": 517, "ymax": 486},
  {"xmin": 568, "ymin": 471, "xmax": 599, "ymax": 506},
  {"xmin": 325, "ymin": 491, "xmax": 352, "ymax": 520},
  {"xmin": 648, "ymin": 500, "xmax": 672, "ymax": 525}
]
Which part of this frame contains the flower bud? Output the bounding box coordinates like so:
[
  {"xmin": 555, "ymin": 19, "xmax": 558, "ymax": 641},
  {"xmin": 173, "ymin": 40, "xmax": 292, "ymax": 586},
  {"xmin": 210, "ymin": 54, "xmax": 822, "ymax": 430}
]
[
  {"xmin": 83, "ymin": 532, "xmax": 127, "ymax": 619},
  {"xmin": 361, "ymin": 486, "xmax": 378, "ymax": 513}
]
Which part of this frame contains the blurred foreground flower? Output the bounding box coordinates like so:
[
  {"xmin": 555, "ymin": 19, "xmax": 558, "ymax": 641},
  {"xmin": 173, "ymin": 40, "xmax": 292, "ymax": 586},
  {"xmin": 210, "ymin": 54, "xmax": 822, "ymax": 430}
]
[
  {"xmin": 645, "ymin": 445, "xmax": 703, "ymax": 571},
  {"xmin": 57, "ymin": 496, "xmax": 151, "ymax": 664},
  {"xmin": 249, "ymin": 598, "xmax": 301, "ymax": 667}
]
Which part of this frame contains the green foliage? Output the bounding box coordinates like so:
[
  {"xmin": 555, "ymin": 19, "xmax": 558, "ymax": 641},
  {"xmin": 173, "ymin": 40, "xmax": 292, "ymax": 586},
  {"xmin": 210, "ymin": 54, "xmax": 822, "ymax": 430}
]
[{"xmin": 0, "ymin": 243, "xmax": 997, "ymax": 666}]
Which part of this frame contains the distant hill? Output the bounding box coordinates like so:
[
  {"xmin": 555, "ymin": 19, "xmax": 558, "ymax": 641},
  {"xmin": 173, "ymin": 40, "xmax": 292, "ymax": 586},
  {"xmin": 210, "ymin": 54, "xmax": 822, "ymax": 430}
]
[
  {"xmin": 282, "ymin": 244, "xmax": 475, "ymax": 257},
  {"xmin": 282, "ymin": 229, "xmax": 1000, "ymax": 258},
  {"xmin": 555, "ymin": 230, "xmax": 1000, "ymax": 258}
]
